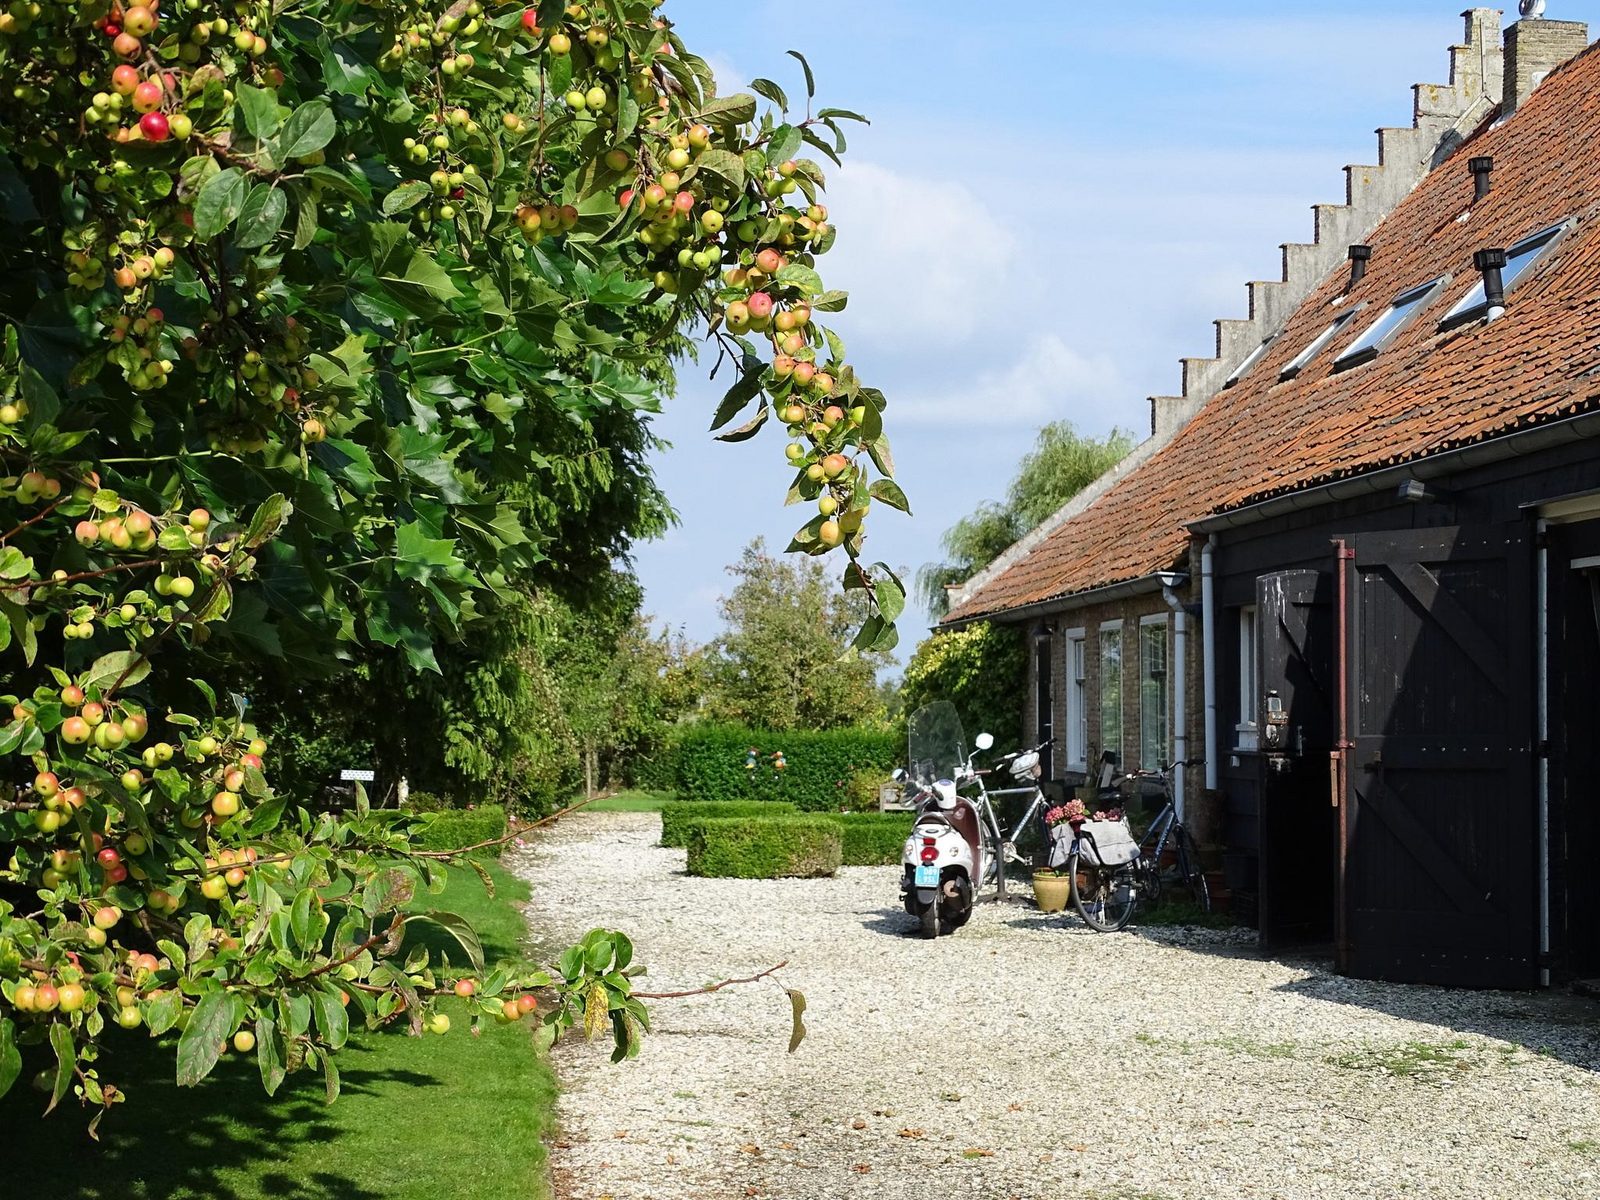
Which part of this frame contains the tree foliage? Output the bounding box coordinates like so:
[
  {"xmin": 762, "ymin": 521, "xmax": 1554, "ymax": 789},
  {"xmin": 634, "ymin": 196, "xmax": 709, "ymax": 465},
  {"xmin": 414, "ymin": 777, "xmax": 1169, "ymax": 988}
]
[
  {"xmin": 702, "ymin": 538, "xmax": 888, "ymax": 733},
  {"xmin": 899, "ymin": 622, "xmax": 1026, "ymax": 753},
  {"xmin": 918, "ymin": 421, "xmax": 1135, "ymax": 618},
  {"xmin": 0, "ymin": 0, "xmax": 887, "ymax": 1122}
]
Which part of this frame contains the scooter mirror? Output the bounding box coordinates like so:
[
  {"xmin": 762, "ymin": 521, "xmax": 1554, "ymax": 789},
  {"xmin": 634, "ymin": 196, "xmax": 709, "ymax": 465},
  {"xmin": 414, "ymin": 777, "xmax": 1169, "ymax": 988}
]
[
  {"xmin": 891, "ymin": 767, "xmax": 905, "ymax": 782},
  {"xmin": 974, "ymin": 732, "xmax": 995, "ymax": 751}
]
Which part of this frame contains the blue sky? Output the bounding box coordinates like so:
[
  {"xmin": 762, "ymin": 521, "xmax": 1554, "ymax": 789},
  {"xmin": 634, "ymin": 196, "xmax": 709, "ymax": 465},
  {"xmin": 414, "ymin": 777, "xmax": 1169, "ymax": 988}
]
[{"xmin": 629, "ymin": 2, "xmax": 1600, "ymax": 664}]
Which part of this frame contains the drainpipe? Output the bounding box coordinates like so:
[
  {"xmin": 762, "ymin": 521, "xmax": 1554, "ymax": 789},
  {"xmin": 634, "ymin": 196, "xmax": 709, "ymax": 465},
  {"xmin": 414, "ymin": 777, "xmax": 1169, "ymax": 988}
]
[
  {"xmin": 1537, "ymin": 519, "xmax": 1551, "ymax": 987},
  {"xmin": 1201, "ymin": 536, "xmax": 1219, "ymax": 793},
  {"xmin": 1162, "ymin": 586, "xmax": 1188, "ymax": 820}
]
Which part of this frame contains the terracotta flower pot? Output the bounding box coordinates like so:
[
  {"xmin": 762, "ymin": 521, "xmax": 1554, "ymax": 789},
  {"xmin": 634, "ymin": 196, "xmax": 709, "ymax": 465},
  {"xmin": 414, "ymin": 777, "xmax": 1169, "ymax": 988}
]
[{"xmin": 1032, "ymin": 871, "xmax": 1072, "ymax": 913}]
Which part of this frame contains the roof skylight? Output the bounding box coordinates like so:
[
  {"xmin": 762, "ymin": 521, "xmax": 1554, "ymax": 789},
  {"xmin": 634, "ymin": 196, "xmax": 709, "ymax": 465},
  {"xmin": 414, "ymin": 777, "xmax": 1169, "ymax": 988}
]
[
  {"xmin": 1440, "ymin": 219, "xmax": 1570, "ymax": 329},
  {"xmin": 1332, "ymin": 277, "xmax": 1447, "ymax": 371},
  {"xmin": 1223, "ymin": 337, "xmax": 1274, "ymax": 388},
  {"xmin": 1279, "ymin": 310, "xmax": 1359, "ymax": 381}
]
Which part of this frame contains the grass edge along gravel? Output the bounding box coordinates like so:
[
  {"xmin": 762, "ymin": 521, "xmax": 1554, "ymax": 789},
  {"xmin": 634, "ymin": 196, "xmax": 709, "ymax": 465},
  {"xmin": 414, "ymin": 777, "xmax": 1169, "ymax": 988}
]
[{"xmin": 0, "ymin": 860, "xmax": 558, "ymax": 1200}]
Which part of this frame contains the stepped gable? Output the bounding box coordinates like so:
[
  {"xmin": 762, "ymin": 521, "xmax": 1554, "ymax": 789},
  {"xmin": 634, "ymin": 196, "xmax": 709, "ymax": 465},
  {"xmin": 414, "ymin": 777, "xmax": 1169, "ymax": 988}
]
[
  {"xmin": 947, "ymin": 24, "xmax": 1600, "ymax": 625},
  {"xmin": 947, "ymin": 9, "xmax": 1504, "ymax": 619}
]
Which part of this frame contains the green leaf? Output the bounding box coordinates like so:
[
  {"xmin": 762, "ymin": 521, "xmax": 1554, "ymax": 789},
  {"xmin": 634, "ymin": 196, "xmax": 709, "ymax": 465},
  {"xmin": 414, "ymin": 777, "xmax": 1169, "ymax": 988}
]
[
  {"xmin": 178, "ymin": 993, "xmax": 239, "ymax": 1085},
  {"xmin": 386, "ymin": 251, "xmax": 460, "ymax": 300},
  {"xmin": 313, "ymin": 988, "xmax": 349, "ymax": 1051},
  {"xmin": 709, "ymin": 356, "xmax": 765, "ymax": 430},
  {"xmin": 750, "ymin": 77, "xmax": 789, "ymax": 112},
  {"xmin": 393, "ymin": 522, "xmax": 459, "ymax": 583},
  {"xmin": 82, "ymin": 650, "xmax": 150, "ymax": 694},
  {"xmin": 871, "ymin": 565, "xmax": 906, "ymax": 623},
  {"xmin": 811, "ymin": 289, "xmax": 848, "ymax": 312},
  {"xmin": 236, "ymin": 84, "xmax": 282, "ymax": 140},
  {"xmin": 773, "ymin": 262, "xmax": 822, "ymax": 297},
  {"xmin": 45, "ymin": 1022, "xmax": 73, "ymax": 1114},
  {"xmin": 866, "ymin": 433, "xmax": 896, "ymax": 479},
  {"xmin": 0, "ymin": 546, "xmax": 31, "ymax": 580},
  {"xmin": 715, "ymin": 403, "xmax": 768, "ymax": 443},
  {"xmin": 816, "ymin": 106, "xmax": 870, "ymax": 124},
  {"xmin": 144, "ymin": 989, "xmax": 184, "ymax": 1037},
  {"xmin": 256, "ymin": 1014, "xmax": 285, "ymax": 1096},
  {"xmin": 869, "ymin": 478, "xmax": 911, "ymax": 514},
  {"xmin": 235, "ymin": 185, "xmax": 288, "ymax": 249},
  {"xmin": 278, "ymin": 101, "xmax": 336, "ymax": 159},
  {"xmin": 691, "ymin": 148, "xmax": 746, "ymax": 192},
  {"xmin": 290, "ymin": 888, "xmax": 318, "ymax": 954},
  {"xmin": 381, "ymin": 180, "xmax": 432, "ymax": 216},
  {"xmin": 786, "ymin": 50, "xmax": 816, "ymax": 99},
  {"xmin": 242, "ymin": 493, "xmax": 291, "ymax": 549},
  {"xmin": 323, "ymin": 1053, "xmax": 341, "ymax": 1105},
  {"xmin": 192, "ymin": 168, "xmax": 249, "ymax": 240},
  {"xmin": 766, "ymin": 124, "xmax": 803, "ymax": 167},
  {"xmin": 407, "ymin": 911, "xmax": 484, "ymax": 975},
  {"xmin": 0, "ymin": 1018, "xmax": 19, "ymax": 1099},
  {"xmin": 697, "ymin": 93, "xmax": 757, "ymax": 126}
]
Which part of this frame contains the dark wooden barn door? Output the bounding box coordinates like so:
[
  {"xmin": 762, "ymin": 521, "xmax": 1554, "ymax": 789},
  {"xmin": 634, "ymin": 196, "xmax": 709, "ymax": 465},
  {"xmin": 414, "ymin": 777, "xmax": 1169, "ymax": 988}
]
[
  {"xmin": 1335, "ymin": 525, "xmax": 1536, "ymax": 987},
  {"xmin": 1256, "ymin": 570, "xmax": 1337, "ymax": 951}
]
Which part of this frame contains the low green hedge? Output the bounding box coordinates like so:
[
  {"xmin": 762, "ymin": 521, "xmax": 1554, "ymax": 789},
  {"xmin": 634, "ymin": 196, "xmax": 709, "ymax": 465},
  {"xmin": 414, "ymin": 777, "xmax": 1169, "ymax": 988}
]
[
  {"xmin": 685, "ymin": 816, "xmax": 842, "ymax": 879},
  {"xmin": 829, "ymin": 813, "xmax": 915, "ymax": 866},
  {"xmin": 413, "ymin": 804, "xmax": 508, "ymax": 854},
  {"xmin": 660, "ymin": 800, "xmax": 797, "ymax": 848},
  {"xmin": 651, "ymin": 724, "xmax": 900, "ymax": 811}
]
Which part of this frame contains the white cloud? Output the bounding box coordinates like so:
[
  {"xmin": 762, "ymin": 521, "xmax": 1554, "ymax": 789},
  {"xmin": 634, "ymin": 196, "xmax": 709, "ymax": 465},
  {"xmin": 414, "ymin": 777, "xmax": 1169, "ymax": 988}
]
[
  {"xmin": 894, "ymin": 334, "xmax": 1125, "ymax": 429},
  {"xmin": 819, "ymin": 162, "xmax": 1020, "ymax": 345}
]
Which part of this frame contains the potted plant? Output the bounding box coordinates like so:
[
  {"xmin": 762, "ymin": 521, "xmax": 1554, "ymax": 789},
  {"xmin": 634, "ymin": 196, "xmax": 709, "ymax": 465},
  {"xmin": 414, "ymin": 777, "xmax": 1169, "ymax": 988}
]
[{"xmin": 1033, "ymin": 799, "xmax": 1089, "ymax": 912}]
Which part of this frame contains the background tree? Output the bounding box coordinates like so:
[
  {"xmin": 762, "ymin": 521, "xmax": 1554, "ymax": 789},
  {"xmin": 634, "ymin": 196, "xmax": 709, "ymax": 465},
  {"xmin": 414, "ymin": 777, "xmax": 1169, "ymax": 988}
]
[
  {"xmin": 917, "ymin": 421, "xmax": 1135, "ymax": 618},
  {"xmin": 702, "ymin": 538, "xmax": 889, "ymax": 732},
  {"xmin": 899, "ymin": 622, "xmax": 1027, "ymax": 752},
  {"xmin": 0, "ymin": 0, "xmax": 895, "ymax": 1121}
]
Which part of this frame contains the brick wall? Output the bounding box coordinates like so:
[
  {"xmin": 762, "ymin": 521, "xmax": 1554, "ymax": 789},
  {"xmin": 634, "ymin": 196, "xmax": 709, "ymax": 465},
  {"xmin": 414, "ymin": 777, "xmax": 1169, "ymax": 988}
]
[{"xmin": 1017, "ymin": 570, "xmax": 1220, "ymax": 846}]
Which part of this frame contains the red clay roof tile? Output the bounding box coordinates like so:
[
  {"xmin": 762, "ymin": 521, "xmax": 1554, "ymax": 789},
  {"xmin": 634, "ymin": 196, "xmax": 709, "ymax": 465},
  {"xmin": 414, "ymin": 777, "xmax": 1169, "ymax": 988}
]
[{"xmin": 948, "ymin": 41, "xmax": 1600, "ymax": 624}]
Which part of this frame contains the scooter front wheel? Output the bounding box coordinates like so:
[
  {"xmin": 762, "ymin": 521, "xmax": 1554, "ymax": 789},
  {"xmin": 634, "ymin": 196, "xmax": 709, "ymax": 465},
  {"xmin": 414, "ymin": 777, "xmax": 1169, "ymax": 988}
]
[{"xmin": 919, "ymin": 893, "xmax": 940, "ymax": 939}]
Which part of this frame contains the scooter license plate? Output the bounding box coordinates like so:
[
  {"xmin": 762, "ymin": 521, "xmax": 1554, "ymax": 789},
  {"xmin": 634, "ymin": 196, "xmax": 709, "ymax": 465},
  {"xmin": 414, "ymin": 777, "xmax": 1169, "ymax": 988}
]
[{"xmin": 914, "ymin": 864, "xmax": 940, "ymax": 888}]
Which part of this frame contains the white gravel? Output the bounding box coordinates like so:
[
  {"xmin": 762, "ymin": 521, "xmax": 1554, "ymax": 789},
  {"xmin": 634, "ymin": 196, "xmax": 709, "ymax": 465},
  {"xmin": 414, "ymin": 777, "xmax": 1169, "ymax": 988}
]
[{"xmin": 510, "ymin": 811, "xmax": 1600, "ymax": 1200}]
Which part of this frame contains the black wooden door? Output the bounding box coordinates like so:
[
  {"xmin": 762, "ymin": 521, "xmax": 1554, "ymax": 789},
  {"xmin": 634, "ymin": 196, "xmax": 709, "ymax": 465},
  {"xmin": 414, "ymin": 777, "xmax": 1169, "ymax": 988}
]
[
  {"xmin": 1257, "ymin": 570, "xmax": 1337, "ymax": 951},
  {"xmin": 1336, "ymin": 525, "xmax": 1536, "ymax": 987}
]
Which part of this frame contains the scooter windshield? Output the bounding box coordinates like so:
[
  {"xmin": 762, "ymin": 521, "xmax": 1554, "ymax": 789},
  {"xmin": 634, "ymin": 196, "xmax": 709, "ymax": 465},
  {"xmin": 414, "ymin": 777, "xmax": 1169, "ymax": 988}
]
[{"xmin": 906, "ymin": 701, "xmax": 967, "ymax": 790}]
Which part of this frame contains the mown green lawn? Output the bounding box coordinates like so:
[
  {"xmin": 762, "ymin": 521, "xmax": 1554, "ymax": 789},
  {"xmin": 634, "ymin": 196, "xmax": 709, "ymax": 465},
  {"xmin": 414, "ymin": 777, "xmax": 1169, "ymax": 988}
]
[
  {"xmin": 582, "ymin": 789, "xmax": 674, "ymax": 812},
  {"xmin": 1, "ymin": 863, "xmax": 557, "ymax": 1200}
]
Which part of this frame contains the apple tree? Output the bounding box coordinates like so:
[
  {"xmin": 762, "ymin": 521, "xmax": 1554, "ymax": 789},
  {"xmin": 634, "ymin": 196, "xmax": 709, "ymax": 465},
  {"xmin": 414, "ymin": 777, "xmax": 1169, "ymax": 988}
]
[{"xmin": 0, "ymin": 0, "xmax": 902, "ymax": 1125}]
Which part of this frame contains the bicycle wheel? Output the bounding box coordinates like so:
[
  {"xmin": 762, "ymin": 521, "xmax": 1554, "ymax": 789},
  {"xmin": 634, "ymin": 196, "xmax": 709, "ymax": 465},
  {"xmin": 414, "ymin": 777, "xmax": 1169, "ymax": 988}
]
[
  {"xmin": 1067, "ymin": 851, "xmax": 1138, "ymax": 932},
  {"xmin": 1175, "ymin": 826, "xmax": 1211, "ymax": 912}
]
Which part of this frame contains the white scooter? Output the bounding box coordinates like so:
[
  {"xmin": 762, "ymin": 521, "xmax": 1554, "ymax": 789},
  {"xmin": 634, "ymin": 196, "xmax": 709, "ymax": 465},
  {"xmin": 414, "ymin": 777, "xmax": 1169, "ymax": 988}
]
[{"xmin": 898, "ymin": 705, "xmax": 993, "ymax": 939}]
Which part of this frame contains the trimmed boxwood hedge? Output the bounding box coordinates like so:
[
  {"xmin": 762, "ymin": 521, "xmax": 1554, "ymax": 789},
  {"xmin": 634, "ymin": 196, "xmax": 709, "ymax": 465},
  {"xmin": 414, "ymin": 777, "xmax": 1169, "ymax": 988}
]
[
  {"xmin": 660, "ymin": 800, "xmax": 798, "ymax": 848},
  {"xmin": 413, "ymin": 804, "xmax": 508, "ymax": 854},
  {"xmin": 685, "ymin": 816, "xmax": 843, "ymax": 879},
  {"xmin": 647, "ymin": 724, "xmax": 900, "ymax": 811},
  {"xmin": 830, "ymin": 813, "xmax": 915, "ymax": 866}
]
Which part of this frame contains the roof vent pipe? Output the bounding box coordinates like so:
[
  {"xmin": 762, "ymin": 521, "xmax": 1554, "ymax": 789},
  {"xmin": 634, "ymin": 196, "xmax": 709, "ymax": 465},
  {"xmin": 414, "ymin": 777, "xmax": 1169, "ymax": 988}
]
[
  {"xmin": 1470, "ymin": 156, "xmax": 1494, "ymax": 202},
  {"xmin": 1474, "ymin": 247, "xmax": 1508, "ymax": 319},
  {"xmin": 1347, "ymin": 244, "xmax": 1371, "ymax": 291}
]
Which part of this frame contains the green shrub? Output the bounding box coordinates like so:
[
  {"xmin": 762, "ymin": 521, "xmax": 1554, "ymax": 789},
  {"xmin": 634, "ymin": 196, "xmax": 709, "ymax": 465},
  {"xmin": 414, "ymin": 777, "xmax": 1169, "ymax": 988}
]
[
  {"xmin": 685, "ymin": 816, "xmax": 842, "ymax": 879},
  {"xmin": 413, "ymin": 804, "xmax": 509, "ymax": 854},
  {"xmin": 659, "ymin": 724, "xmax": 900, "ymax": 811},
  {"xmin": 828, "ymin": 813, "xmax": 915, "ymax": 866},
  {"xmin": 660, "ymin": 800, "xmax": 797, "ymax": 848}
]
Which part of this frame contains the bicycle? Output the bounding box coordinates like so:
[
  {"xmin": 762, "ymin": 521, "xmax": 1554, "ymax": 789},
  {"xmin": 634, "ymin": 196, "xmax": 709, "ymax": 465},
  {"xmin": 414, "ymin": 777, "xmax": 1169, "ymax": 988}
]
[{"xmin": 1121, "ymin": 759, "xmax": 1211, "ymax": 914}]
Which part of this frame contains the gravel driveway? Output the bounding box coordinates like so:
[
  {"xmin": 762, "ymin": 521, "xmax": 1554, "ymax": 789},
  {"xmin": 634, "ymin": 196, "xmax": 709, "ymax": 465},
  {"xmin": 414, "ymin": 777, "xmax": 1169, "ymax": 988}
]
[{"xmin": 510, "ymin": 811, "xmax": 1600, "ymax": 1200}]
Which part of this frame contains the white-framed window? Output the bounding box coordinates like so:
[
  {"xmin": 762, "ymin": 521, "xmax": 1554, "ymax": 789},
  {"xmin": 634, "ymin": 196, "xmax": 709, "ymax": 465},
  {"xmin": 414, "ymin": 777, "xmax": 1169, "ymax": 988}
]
[
  {"xmin": 1033, "ymin": 632, "xmax": 1054, "ymax": 748},
  {"xmin": 1237, "ymin": 606, "xmax": 1259, "ymax": 748},
  {"xmin": 1279, "ymin": 310, "xmax": 1358, "ymax": 381},
  {"xmin": 1064, "ymin": 627, "xmax": 1087, "ymax": 768},
  {"xmin": 1098, "ymin": 621, "xmax": 1123, "ymax": 766},
  {"xmin": 1139, "ymin": 615, "xmax": 1170, "ymax": 770}
]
